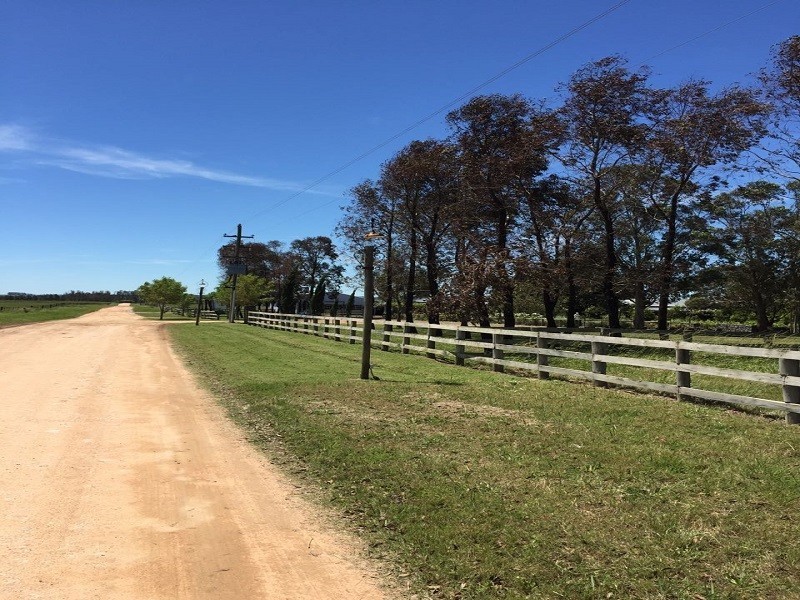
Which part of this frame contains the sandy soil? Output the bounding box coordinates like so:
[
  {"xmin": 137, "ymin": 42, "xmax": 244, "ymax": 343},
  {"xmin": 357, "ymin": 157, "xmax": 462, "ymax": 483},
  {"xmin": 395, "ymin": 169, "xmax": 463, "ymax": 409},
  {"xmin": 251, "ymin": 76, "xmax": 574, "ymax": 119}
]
[{"xmin": 0, "ymin": 305, "xmax": 391, "ymax": 599}]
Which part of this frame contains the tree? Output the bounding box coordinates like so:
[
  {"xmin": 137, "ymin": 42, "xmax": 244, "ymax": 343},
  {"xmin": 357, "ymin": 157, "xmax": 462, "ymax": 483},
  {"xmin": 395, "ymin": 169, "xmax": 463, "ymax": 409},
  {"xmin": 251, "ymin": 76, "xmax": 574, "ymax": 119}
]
[
  {"xmin": 515, "ymin": 174, "xmax": 595, "ymax": 327},
  {"xmin": 380, "ymin": 139, "xmax": 461, "ymax": 323},
  {"xmin": 289, "ymin": 236, "xmax": 344, "ymax": 303},
  {"xmin": 447, "ymin": 94, "xmax": 556, "ymax": 328},
  {"xmin": 759, "ymin": 35, "xmax": 800, "ymax": 183},
  {"xmin": 338, "ymin": 180, "xmax": 401, "ymax": 320},
  {"xmin": 558, "ymin": 56, "xmax": 651, "ymax": 329},
  {"xmin": 643, "ymin": 80, "xmax": 767, "ymax": 329},
  {"xmin": 311, "ymin": 275, "xmax": 327, "ymax": 316},
  {"xmin": 700, "ymin": 181, "xmax": 787, "ymax": 331},
  {"xmin": 234, "ymin": 274, "xmax": 272, "ymax": 322},
  {"xmin": 280, "ymin": 267, "xmax": 300, "ymax": 314},
  {"xmin": 137, "ymin": 277, "xmax": 186, "ymax": 320}
]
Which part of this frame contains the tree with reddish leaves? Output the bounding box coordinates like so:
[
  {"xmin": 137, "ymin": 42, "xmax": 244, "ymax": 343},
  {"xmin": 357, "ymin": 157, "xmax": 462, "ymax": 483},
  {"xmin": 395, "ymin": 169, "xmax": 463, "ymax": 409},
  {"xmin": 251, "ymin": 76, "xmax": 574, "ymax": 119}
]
[
  {"xmin": 644, "ymin": 80, "xmax": 767, "ymax": 330},
  {"xmin": 381, "ymin": 139, "xmax": 461, "ymax": 324},
  {"xmin": 447, "ymin": 94, "xmax": 556, "ymax": 328},
  {"xmin": 759, "ymin": 35, "xmax": 800, "ymax": 183},
  {"xmin": 557, "ymin": 56, "xmax": 652, "ymax": 330}
]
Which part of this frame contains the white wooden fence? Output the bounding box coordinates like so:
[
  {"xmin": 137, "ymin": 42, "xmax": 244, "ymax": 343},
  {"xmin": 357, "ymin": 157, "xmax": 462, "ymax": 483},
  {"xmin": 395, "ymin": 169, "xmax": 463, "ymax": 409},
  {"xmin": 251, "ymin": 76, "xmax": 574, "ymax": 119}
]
[{"xmin": 246, "ymin": 312, "xmax": 800, "ymax": 424}]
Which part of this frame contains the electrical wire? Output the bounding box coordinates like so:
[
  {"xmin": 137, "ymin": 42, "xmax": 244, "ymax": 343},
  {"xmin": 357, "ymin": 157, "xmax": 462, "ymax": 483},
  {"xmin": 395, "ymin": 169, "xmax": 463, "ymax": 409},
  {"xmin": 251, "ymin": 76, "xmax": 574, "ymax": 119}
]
[
  {"xmin": 643, "ymin": 0, "xmax": 783, "ymax": 63},
  {"xmin": 244, "ymin": 0, "xmax": 634, "ymax": 223},
  {"xmin": 177, "ymin": 1, "xmax": 635, "ymax": 280}
]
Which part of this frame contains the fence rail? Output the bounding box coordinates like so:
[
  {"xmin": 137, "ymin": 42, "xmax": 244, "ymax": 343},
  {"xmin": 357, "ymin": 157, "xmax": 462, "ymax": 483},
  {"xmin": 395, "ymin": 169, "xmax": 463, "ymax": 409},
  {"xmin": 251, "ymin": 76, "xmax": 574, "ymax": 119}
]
[{"xmin": 246, "ymin": 312, "xmax": 800, "ymax": 424}]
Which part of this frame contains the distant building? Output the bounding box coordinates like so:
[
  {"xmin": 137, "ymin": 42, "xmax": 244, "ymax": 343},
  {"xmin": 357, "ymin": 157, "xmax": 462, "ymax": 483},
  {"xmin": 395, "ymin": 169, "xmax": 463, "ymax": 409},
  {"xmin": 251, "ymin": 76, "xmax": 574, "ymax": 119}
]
[{"xmin": 322, "ymin": 292, "xmax": 364, "ymax": 312}]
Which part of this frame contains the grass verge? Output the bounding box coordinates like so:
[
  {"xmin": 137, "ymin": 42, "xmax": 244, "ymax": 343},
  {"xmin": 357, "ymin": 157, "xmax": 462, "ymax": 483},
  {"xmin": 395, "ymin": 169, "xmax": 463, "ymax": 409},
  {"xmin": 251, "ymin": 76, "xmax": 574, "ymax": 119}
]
[
  {"xmin": 170, "ymin": 323, "xmax": 800, "ymax": 600},
  {"xmin": 0, "ymin": 302, "xmax": 112, "ymax": 327}
]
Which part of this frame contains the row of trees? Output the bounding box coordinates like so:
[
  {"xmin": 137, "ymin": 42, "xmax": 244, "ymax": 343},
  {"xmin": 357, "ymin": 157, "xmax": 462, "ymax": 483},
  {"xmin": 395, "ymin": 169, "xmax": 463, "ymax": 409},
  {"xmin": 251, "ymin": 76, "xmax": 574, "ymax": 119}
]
[
  {"xmin": 215, "ymin": 235, "xmax": 345, "ymax": 316},
  {"xmin": 2, "ymin": 290, "xmax": 138, "ymax": 302},
  {"xmin": 334, "ymin": 37, "xmax": 800, "ymax": 332}
]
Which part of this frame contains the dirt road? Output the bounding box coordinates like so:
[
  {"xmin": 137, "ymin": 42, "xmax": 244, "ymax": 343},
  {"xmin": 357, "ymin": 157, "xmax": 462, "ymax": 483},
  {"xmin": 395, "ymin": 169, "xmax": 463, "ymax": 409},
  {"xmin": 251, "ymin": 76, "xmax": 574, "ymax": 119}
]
[{"xmin": 0, "ymin": 305, "xmax": 390, "ymax": 599}]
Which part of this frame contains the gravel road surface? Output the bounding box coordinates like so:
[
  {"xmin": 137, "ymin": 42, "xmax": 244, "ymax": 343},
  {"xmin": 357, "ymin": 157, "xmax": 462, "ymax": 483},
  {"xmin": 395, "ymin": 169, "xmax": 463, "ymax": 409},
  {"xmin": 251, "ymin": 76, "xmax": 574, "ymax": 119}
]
[{"xmin": 0, "ymin": 305, "xmax": 389, "ymax": 599}]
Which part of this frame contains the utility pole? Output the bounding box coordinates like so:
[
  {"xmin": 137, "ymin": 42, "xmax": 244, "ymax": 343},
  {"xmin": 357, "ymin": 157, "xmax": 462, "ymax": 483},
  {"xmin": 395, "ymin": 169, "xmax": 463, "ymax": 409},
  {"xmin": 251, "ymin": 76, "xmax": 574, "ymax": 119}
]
[
  {"xmin": 360, "ymin": 245, "xmax": 375, "ymax": 380},
  {"xmin": 194, "ymin": 279, "xmax": 206, "ymax": 326},
  {"xmin": 360, "ymin": 230, "xmax": 383, "ymax": 380},
  {"xmin": 223, "ymin": 224, "xmax": 254, "ymax": 323}
]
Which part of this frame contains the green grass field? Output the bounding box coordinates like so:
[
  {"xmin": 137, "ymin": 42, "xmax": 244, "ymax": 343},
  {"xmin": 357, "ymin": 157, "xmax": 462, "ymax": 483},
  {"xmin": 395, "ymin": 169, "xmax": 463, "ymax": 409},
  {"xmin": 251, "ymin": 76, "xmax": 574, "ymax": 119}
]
[
  {"xmin": 131, "ymin": 303, "xmax": 193, "ymax": 320},
  {"xmin": 0, "ymin": 301, "xmax": 112, "ymax": 327},
  {"xmin": 170, "ymin": 323, "xmax": 800, "ymax": 600}
]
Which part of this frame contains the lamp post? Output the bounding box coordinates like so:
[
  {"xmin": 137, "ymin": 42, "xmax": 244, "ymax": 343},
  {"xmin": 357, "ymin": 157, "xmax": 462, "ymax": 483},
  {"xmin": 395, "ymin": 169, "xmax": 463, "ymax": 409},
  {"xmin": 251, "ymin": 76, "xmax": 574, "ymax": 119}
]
[
  {"xmin": 360, "ymin": 231, "xmax": 382, "ymax": 379},
  {"xmin": 195, "ymin": 279, "xmax": 206, "ymax": 326}
]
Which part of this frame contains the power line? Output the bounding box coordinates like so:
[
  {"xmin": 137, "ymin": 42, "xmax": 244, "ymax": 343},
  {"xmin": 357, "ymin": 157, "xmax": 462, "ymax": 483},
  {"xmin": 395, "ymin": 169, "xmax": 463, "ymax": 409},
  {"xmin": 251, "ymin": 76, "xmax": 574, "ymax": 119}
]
[
  {"xmin": 244, "ymin": 0, "xmax": 634, "ymax": 223},
  {"xmin": 643, "ymin": 0, "xmax": 783, "ymax": 63},
  {"xmin": 272, "ymin": 0, "xmax": 785, "ymax": 232},
  {"xmin": 178, "ymin": 1, "xmax": 635, "ymax": 279}
]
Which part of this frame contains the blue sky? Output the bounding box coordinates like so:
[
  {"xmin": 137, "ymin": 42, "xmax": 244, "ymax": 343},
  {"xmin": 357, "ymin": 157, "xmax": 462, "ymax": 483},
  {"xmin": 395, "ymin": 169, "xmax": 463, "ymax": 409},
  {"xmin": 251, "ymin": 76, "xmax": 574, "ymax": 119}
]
[{"xmin": 1, "ymin": 1, "xmax": 796, "ymax": 294}]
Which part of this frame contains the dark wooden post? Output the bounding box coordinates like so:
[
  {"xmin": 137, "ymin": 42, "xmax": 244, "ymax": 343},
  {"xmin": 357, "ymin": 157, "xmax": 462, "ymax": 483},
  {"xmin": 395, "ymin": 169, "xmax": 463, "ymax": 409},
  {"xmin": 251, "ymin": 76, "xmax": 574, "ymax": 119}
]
[
  {"xmin": 676, "ymin": 339, "xmax": 691, "ymax": 398},
  {"xmin": 360, "ymin": 245, "xmax": 376, "ymax": 380},
  {"xmin": 402, "ymin": 324, "xmax": 411, "ymax": 355}
]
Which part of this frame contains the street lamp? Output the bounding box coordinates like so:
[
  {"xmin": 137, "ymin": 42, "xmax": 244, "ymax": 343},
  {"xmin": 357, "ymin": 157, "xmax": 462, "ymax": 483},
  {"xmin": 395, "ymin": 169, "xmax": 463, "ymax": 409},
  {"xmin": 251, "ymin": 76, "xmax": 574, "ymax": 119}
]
[
  {"xmin": 360, "ymin": 230, "xmax": 383, "ymax": 380},
  {"xmin": 195, "ymin": 279, "xmax": 206, "ymax": 326}
]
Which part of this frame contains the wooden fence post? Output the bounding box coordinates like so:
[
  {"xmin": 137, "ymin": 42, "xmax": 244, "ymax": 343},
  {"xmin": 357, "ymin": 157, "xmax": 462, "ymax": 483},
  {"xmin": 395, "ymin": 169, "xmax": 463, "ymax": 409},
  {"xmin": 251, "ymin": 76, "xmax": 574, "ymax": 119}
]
[
  {"xmin": 334, "ymin": 318, "xmax": 341, "ymax": 342},
  {"xmin": 537, "ymin": 333, "xmax": 549, "ymax": 380},
  {"xmin": 779, "ymin": 357, "xmax": 800, "ymax": 425},
  {"xmin": 455, "ymin": 329, "xmax": 465, "ymax": 366},
  {"xmin": 402, "ymin": 324, "xmax": 411, "ymax": 355},
  {"xmin": 591, "ymin": 341, "xmax": 607, "ymax": 387},
  {"xmin": 676, "ymin": 340, "xmax": 691, "ymax": 398},
  {"xmin": 382, "ymin": 323, "xmax": 393, "ymax": 351},
  {"xmin": 427, "ymin": 325, "xmax": 437, "ymax": 359},
  {"xmin": 349, "ymin": 319, "xmax": 356, "ymax": 344},
  {"xmin": 492, "ymin": 332, "xmax": 504, "ymax": 373}
]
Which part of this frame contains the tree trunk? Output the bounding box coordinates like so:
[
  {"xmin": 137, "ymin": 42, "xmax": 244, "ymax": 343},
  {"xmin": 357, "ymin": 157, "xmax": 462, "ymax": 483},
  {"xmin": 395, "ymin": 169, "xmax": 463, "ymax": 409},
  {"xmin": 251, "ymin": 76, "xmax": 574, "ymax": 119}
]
[
  {"xmin": 404, "ymin": 228, "xmax": 417, "ymax": 323},
  {"xmin": 597, "ymin": 200, "xmax": 621, "ymax": 330},
  {"xmin": 753, "ymin": 290, "xmax": 771, "ymax": 332},
  {"xmin": 425, "ymin": 240, "xmax": 440, "ymax": 324},
  {"xmin": 565, "ymin": 240, "xmax": 578, "ymax": 328},
  {"xmin": 542, "ymin": 289, "xmax": 558, "ymax": 328},
  {"xmin": 633, "ymin": 281, "xmax": 646, "ymax": 329}
]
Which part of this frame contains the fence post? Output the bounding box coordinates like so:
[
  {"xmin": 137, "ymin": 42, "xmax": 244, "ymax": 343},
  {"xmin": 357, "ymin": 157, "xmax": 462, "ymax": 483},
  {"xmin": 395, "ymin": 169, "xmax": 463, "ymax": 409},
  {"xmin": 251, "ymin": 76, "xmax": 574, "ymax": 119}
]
[
  {"xmin": 591, "ymin": 341, "xmax": 607, "ymax": 387},
  {"xmin": 427, "ymin": 325, "xmax": 437, "ymax": 359},
  {"xmin": 382, "ymin": 323, "xmax": 393, "ymax": 351},
  {"xmin": 779, "ymin": 356, "xmax": 800, "ymax": 425},
  {"xmin": 537, "ymin": 333, "xmax": 549, "ymax": 380},
  {"xmin": 402, "ymin": 324, "xmax": 411, "ymax": 355},
  {"xmin": 349, "ymin": 319, "xmax": 356, "ymax": 344},
  {"xmin": 492, "ymin": 332, "xmax": 504, "ymax": 373},
  {"xmin": 676, "ymin": 339, "xmax": 691, "ymax": 398},
  {"xmin": 334, "ymin": 318, "xmax": 340, "ymax": 342},
  {"xmin": 455, "ymin": 329, "xmax": 465, "ymax": 366}
]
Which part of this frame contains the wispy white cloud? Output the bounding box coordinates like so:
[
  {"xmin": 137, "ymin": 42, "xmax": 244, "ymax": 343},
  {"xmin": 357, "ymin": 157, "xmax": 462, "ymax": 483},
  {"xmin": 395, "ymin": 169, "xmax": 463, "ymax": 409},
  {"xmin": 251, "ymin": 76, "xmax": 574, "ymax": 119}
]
[
  {"xmin": 0, "ymin": 124, "xmax": 35, "ymax": 151},
  {"xmin": 0, "ymin": 123, "xmax": 335, "ymax": 195}
]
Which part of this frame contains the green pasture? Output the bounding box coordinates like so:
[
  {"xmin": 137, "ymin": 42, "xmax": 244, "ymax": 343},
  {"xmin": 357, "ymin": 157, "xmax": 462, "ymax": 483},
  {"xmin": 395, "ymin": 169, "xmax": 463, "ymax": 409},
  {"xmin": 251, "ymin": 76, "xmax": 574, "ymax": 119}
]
[
  {"xmin": 131, "ymin": 303, "xmax": 193, "ymax": 320},
  {"xmin": 0, "ymin": 301, "xmax": 112, "ymax": 327},
  {"xmin": 171, "ymin": 323, "xmax": 800, "ymax": 600}
]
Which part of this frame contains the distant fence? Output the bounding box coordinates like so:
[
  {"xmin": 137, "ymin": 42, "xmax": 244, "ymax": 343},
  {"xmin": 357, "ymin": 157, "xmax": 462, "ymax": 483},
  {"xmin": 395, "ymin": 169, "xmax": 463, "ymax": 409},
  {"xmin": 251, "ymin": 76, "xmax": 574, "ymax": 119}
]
[{"xmin": 247, "ymin": 312, "xmax": 800, "ymax": 424}]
